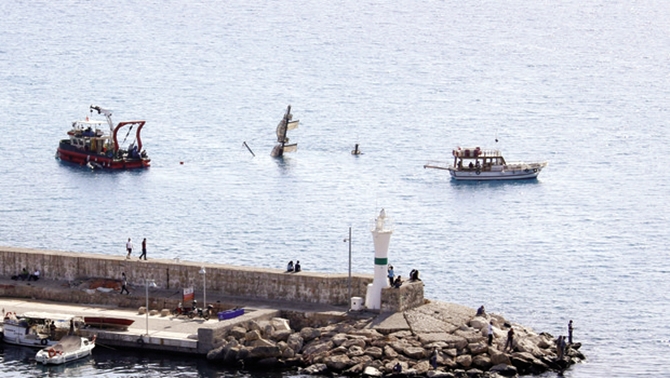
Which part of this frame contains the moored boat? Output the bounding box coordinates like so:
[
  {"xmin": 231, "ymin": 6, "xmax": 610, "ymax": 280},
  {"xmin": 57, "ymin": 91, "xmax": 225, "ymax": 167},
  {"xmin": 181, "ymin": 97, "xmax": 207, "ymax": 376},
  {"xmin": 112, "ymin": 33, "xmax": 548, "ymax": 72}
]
[
  {"xmin": 56, "ymin": 105, "xmax": 150, "ymax": 170},
  {"xmin": 424, "ymin": 146, "xmax": 547, "ymax": 181},
  {"xmin": 83, "ymin": 316, "xmax": 134, "ymax": 330},
  {"xmin": 2, "ymin": 311, "xmax": 79, "ymax": 348},
  {"xmin": 35, "ymin": 335, "xmax": 95, "ymax": 365}
]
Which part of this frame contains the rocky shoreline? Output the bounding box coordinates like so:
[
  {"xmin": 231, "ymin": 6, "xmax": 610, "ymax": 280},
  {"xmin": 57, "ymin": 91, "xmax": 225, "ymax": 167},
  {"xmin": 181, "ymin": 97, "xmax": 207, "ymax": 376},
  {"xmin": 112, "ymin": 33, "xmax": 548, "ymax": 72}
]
[{"xmin": 207, "ymin": 301, "xmax": 584, "ymax": 377}]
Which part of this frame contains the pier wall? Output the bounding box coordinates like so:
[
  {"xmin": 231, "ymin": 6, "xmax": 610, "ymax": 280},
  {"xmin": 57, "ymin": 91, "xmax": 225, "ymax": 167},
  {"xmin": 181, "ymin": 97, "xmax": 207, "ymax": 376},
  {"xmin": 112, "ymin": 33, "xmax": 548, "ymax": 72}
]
[{"xmin": 0, "ymin": 247, "xmax": 373, "ymax": 306}]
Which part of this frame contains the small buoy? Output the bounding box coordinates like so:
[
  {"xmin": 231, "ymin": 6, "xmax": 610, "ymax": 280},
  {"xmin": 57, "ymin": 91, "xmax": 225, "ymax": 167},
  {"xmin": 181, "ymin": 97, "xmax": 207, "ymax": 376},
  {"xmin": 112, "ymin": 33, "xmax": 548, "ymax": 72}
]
[{"xmin": 180, "ymin": 161, "xmax": 184, "ymax": 165}]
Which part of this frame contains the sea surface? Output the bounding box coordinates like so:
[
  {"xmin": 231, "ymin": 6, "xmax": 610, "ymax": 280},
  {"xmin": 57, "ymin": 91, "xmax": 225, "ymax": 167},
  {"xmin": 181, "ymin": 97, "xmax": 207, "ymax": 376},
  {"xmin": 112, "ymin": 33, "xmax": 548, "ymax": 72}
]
[{"xmin": 1, "ymin": 1, "xmax": 669, "ymax": 377}]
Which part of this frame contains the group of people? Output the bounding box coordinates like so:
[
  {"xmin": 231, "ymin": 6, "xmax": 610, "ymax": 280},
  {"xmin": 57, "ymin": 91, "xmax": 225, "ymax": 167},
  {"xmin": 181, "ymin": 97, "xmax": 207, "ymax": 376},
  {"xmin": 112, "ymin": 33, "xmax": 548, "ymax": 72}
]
[
  {"xmin": 480, "ymin": 305, "xmax": 575, "ymax": 358},
  {"xmin": 286, "ymin": 260, "xmax": 301, "ymax": 272},
  {"xmin": 13, "ymin": 267, "xmax": 40, "ymax": 281},
  {"xmin": 386, "ymin": 265, "xmax": 421, "ymax": 288},
  {"xmin": 126, "ymin": 237, "xmax": 148, "ymax": 260}
]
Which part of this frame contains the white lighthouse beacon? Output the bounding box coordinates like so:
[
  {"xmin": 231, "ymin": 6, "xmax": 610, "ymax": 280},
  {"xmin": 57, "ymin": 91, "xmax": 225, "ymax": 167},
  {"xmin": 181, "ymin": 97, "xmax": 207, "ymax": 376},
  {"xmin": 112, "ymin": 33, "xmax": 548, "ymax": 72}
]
[{"xmin": 364, "ymin": 208, "xmax": 393, "ymax": 310}]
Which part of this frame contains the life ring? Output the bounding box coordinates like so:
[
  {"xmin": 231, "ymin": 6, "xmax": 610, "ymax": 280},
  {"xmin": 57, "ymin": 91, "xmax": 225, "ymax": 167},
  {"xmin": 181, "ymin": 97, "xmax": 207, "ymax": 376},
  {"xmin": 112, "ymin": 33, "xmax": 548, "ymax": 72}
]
[
  {"xmin": 41, "ymin": 338, "xmax": 48, "ymax": 345},
  {"xmin": 476, "ymin": 169, "xmax": 481, "ymax": 175},
  {"xmin": 524, "ymin": 169, "xmax": 530, "ymax": 173},
  {"xmin": 533, "ymin": 168, "xmax": 537, "ymax": 172},
  {"xmin": 48, "ymin": 348, "xmax": 56, "ymax": 358}
]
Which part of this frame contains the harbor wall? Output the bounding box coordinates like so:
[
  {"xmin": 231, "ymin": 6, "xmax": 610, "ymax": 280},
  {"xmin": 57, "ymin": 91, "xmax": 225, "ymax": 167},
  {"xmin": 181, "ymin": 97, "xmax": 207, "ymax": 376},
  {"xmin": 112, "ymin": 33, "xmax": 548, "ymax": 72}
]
[{"xmin": 0, "ymin": 247, "xmax": 375, "ymax": 306}]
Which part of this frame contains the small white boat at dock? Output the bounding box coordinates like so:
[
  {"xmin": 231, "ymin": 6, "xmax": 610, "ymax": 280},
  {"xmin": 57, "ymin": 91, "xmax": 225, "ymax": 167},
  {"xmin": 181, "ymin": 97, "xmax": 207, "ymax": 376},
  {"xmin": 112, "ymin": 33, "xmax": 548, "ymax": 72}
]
[
  {"xmin": 424, "ymin": 146, "xmax": 547, "ymax": 181},
  {"xmin": 35, "ymin": 335, "xmax": 95, "ymax": 365}
]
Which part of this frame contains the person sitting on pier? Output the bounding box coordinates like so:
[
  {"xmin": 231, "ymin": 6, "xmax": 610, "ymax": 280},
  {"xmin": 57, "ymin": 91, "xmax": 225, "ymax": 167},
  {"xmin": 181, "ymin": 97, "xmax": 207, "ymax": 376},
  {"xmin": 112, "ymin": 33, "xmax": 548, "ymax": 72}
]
[
  {"xmin": 28, "ymin": 268, "xmax": 40, "ymax": 281},
  {"xmin": 286, "ymin": 260, "xmax": 294, "ymax": 272},
  {"xmin": 393, "ymin": 276, "xmax": 403, "ymax": 288},
  {"xmin": 294, "ymin": 261, "xmax": 301, "ymax": 272},
  {"xmin": 19, "ymin": 268, "xmax": 29, "ymax": 281},
  {"xmin": 409, "ymin": 269, "xmax": 421, "ymax": 282}
]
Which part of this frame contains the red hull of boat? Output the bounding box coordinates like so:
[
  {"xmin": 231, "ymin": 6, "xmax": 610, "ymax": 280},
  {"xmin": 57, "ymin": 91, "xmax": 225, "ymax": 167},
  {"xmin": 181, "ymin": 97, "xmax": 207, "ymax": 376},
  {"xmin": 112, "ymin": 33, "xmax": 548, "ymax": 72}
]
[
  {"xmin": 84, "ymin": 317, "xmax": 135, "ymax": 328},
  {"xmin": 57, "ymin": 148, "xmax": 150, "ymax": 170}
]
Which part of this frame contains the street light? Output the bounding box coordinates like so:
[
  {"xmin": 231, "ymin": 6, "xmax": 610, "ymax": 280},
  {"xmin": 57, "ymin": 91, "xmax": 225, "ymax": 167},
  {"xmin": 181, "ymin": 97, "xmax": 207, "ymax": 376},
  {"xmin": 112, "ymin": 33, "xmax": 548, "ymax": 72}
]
[
  {"xmin": 343, "ymin": 227, "xmax": 352, "ymax": 305},
  {"xmin": 145, "ymin": 279, "xmax": 157, "ymax": 337},
  {"xmin": 199, "ymin": 267, "xmax": 206, "ymax": 308}
]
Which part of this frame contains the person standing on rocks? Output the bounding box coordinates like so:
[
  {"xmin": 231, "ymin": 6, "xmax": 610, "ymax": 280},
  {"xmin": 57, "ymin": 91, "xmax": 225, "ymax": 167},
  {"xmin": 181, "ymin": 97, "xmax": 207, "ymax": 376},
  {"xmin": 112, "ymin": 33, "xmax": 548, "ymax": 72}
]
[
  {"xmin": 505, "ymin": 327, "xmax": 515, "ymax": 352},
  {"xmin": 387, "ymin": 265, "xmax": 395, "ymax": 286},
  {"xmin": 488, "ymin": 321, "xmax": 494, "ymax": 346},
  {"xmin": 568, "ymin": 320, "xmax": 574, "ymax": 344},
  {"xmin": 126, "ymin": 238, "xmax": 133, "ymax": 259},
  {"xmin": 139, "ymin": 238, "xmax": 147, "ymax": 260},
  {"xmin": 430, "ymin": 348, "xmax": 438, "ymax": 369}
]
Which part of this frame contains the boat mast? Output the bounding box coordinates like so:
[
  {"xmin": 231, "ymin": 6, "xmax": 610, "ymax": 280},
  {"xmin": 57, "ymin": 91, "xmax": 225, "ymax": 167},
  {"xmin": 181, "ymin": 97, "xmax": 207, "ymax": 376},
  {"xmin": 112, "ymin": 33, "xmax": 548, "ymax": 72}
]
[{"xmin": 90, "ymin": 105, "xmax": 115, "ymax": 151}]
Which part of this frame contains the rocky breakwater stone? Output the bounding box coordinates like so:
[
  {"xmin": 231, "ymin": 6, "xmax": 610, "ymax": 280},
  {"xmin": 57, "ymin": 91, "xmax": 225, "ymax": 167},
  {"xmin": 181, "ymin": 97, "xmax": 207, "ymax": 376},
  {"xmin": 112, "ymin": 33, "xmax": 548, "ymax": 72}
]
[{"xmin": 206, "ymin": 301, "xmax": 585, "ymax": 376}]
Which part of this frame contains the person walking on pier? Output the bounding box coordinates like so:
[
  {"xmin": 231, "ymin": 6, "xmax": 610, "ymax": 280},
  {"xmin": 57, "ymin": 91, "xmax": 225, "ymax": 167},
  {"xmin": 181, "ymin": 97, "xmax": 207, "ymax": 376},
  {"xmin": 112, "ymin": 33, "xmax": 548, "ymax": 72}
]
[
  {"xmin": 120, "ymin": 272, "xmax": 130, "ymax": 295},
  {"xmin": 139, "ymin": 238, "xmax": 147, "ymax": 260},
  {"xmin": 126, "ymin": 238, "xmax": 133, "ymax": 259}
]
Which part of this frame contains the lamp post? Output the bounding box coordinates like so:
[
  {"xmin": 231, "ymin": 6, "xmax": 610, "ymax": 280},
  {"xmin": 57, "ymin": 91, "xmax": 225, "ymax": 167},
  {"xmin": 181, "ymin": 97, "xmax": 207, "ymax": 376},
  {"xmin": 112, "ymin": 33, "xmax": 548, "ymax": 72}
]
[
  {"xmin": 343, "ymin": 227, "xmax": 352, "ymax": 306},
  {"xmin": 199, "ymin": 267, "xmax": 206, "ymax": 308},
  {"xmin": 145, "ymin": 279, "xmax": 157, "ymax": 337}
]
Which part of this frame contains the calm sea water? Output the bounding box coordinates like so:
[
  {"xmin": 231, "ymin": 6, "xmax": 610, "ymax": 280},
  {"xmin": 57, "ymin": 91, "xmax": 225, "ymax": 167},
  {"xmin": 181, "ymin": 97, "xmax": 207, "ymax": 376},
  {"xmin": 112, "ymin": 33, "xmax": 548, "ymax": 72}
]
[{"xmin": 1, "ymin": 1, "xmax": 669, "ymax": 377}]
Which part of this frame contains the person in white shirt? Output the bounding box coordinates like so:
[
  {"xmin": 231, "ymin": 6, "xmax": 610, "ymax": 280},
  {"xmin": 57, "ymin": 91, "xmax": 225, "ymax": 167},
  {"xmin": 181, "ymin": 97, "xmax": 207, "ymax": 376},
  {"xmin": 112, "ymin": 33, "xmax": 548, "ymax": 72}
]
[{"xmin": 126, "ymin": 238, "xmax": 133, "ymax": 259}]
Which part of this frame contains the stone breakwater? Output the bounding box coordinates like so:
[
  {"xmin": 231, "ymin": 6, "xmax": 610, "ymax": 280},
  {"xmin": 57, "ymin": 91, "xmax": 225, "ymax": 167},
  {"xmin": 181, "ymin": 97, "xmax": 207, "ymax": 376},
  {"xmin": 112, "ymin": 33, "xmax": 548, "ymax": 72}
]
[{"xmin": 207, "ymin": 301, "xmax": 584, "ymax": 377}]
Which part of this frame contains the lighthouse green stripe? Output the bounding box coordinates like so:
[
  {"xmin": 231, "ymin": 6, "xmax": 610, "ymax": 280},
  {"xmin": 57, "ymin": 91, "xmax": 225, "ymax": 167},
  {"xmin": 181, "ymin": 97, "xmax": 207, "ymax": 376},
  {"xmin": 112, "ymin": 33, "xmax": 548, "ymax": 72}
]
[{"xmin": 375, "ymin": 257, "xmax": 388, "ymax": 265}]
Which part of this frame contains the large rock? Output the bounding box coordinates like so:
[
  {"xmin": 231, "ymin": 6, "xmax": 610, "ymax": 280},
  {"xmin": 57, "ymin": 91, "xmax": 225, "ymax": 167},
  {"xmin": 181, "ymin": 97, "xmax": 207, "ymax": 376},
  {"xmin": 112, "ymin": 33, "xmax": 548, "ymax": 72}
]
[
  {"xmin": 245, "ymin": 329, "xmax": 261, "ymax": 342},
  {"xmin": 469, "ymin": 316, "xmax": 488, "ymax": 330},
  {"xmin": 455, "ymin": 354, "xmax": 472, "ymax": 368},
  {"xmin": 468, "ymin": 342, "xmax": 488, "ymax": 355},
  {"xmin": 303, "ymin": 340, "xmax": 334, "ymax": 356},
  {"xmin": 301, "ymin": 363, "xmax": 328, "ymax": 375},
  {"xmin": 287, "ymin": 333, "xmax": 304, "ymax": 353},
  {"xmin": 248, "ymin": 345, "xmax": 281, "ymax": 359},
  {"xmin": 419, "ymin": 333, "xmax": 468, "ymax": 350},
  {"xmin": 332, "ymin": 333, "xmax": 348, "ymax": 346},
  {"xmin": 365, "ymin": 346, "xmax": 383, "ymax": 359},
  {"xmin": 343, "ymin": 338, "xmax": 367, "ymax": 349},
  {"xmin": 384, "ymin": 345, "xmax": 398, "ymax": 358},
  {"xmin": 490, "ymin": 363, "xmax": 518, "ymax": 377},
  {"xmin": 300, "ymin": 327, "xmax": 321, "ymax": 342},
  {"xmin": 324, "ymin": 354, "xmax": 353, "ymax": 371},
  {"xmin": 229, "ymin": 326, "xmax": 247, "ymax": 340},
  {"xmin": 271, "ymin": 317, "xmax": 291, "ymax": 332},
  {"xmin": 489, "ymin": 348, "xmax": 511, "ymax": 365},
  {"xmin": 362, "ymin": 366, "xmax": 383, "ymax": 377},
  {"xmin": 272, "ymin": 329, "xmax": 292, "ymax": 342},
  {"xmin": 414, "ymin": 360, "xmax": 432, "ymax": 374},
  {"xmin": 471, "ymin": 354, "xmax": 492, "ymax": 370},
  {"xmin": 348, "ymin": 345, "xmax": 365, "ymax": 357},
  {"xmin": 403, "ymin": 346, "xmax": 428, "ymax": 359}
]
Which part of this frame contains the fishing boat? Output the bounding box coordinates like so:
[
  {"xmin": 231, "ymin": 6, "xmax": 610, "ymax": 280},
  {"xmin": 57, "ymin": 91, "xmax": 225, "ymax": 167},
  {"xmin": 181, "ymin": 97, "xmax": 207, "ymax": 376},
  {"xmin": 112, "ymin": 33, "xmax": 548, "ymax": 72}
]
[
  {"xmin": 83, "ymin": 316, "xmax": 134, "ymax": 330},
  {"xmin": 424, "ymin": 146, "xmax": 548, "ymax": 181},
  {"xmin": 2, "ymin": 311, "xmax": 78, "ymax": 348},
  {"xmin": 270, "ymin": 105, "xmax": 299, "ymax": 157},
  {"xmin": 56, "ymin": 105, "xmax": 150, "ymax": 170},
  {"xmin": 35, "ymin": 335, "xmax": 95, "ymax": 365}
]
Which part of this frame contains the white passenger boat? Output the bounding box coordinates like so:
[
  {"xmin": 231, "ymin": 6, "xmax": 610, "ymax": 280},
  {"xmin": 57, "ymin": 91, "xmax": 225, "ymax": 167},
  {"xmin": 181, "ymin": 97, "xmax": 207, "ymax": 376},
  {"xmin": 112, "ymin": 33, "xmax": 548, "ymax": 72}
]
[
  {"xmin": 424, "ymin": 146, "xmax": 547, "ymax": 181},
  {"xmin": 35, "ymin": 335, "xmax": 95, "ymax": 365},
  {"xmin": 2, "ymin": 311, "xmax": 78, "ymax": 348}
]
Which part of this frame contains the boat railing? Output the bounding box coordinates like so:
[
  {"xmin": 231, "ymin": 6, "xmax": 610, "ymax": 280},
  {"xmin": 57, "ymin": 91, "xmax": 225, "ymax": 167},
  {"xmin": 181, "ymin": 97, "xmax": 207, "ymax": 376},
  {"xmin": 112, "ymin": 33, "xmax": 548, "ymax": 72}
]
[{"xmin": 452, "ymin": 148, "xmax": 502, "ymax": 158}]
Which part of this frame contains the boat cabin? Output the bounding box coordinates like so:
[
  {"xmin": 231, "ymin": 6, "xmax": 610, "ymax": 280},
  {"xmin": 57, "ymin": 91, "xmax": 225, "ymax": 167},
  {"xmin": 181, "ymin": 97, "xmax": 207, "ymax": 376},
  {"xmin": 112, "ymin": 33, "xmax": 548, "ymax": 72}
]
[{"xmin": 452, "ymin": 147, "xmax": 507, "ymax": 172}]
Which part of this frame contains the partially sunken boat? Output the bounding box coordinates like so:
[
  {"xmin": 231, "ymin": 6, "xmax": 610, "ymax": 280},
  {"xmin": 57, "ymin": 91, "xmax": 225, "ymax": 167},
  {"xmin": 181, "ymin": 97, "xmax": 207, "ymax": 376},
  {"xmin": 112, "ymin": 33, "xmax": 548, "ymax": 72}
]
[
  {"xmin": 56, "ymin": 105, "xmax": 150, "ymax": 170},
  {"xmin": 424, "ymin": 146, "xmax": 547, "ymax": 180},
  {"xmin": 270, "ymin": 105, "xmax": 299, "ymax": 157}
]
